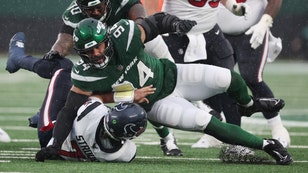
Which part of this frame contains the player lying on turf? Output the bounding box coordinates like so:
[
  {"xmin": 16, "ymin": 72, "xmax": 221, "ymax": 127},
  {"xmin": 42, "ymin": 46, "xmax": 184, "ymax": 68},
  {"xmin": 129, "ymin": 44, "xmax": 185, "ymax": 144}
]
[{"xmin": 40, "ymin": 98, "xmax": 147, "ymax": 162}]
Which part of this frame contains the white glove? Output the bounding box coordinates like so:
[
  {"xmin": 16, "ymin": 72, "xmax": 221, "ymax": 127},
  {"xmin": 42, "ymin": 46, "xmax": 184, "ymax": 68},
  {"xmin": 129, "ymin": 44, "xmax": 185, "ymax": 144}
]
[
  {"xmin": 245, "ymin": 14, "xmax": 273, "ymax": 49},
  {"xmin": 225, "ymin": 0, "xmax": 249, "ymax": 17}
]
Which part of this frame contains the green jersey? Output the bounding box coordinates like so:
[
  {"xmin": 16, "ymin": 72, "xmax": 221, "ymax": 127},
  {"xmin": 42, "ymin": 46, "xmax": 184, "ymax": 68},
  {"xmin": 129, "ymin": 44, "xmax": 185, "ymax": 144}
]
[
  {"xmin": 62, "ymin": 0, "xmax": 139, "ymax": 29},
  {"xmin": 71, "ymin": 19, "xmax": 177, "ymax": 110}
]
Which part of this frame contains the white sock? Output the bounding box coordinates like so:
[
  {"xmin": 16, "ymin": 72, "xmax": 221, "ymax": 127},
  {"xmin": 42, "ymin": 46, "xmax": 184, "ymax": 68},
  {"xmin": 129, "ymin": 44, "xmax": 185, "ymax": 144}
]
[
  {"xmin": 163, "ymin": 133, "xmax": 174, "ymax": 141},
  {"xmin": 267, "ymin": 115, "xmax": 284, "ymax": 130}
]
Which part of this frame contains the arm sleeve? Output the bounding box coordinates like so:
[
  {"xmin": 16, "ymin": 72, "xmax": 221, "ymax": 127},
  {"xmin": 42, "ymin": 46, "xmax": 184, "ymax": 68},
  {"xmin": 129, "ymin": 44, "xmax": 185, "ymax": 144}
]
[{"xmin": 51, "ymin": 90, "xmax": 89, "ymax": 150}]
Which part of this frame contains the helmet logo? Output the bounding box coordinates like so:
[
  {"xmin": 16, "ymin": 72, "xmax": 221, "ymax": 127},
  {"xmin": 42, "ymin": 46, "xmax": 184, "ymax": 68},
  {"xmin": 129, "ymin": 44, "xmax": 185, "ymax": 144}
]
[
  {"xmin": 115, "ymin": 103, "xmax": 129, "ymax": 111},
  {"xmin": 124, "ymin": 123, "xmax": 137, "ymax": 137},
  {"xmin": 84, "ymin": 40, "xmax": 98, "ymax": 49},
  {"xmin": 88, "ymin": 0, "xmax": 101, "ymax": 6},
  {"xmin": 97, "ymin": 21, "xmax": 105, "ymax": 34}
]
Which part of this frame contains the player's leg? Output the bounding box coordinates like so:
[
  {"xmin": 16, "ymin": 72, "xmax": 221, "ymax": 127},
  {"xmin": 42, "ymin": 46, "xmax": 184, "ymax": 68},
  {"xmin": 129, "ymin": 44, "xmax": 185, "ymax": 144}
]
[
  {"xmin": 144, "ymin": 34, "xmax": 182, "ymax": 156},
  {"xmin": 234, "ymin": 32, "xmax": 290, "ymax": 147},
  {"xmin": 37, "ymin": 69, "xmax": 72, "ymax": 147},
  {"xmin": 148, "ymin": 94, "xmax": 292, "ymax": 165},
  {"xmin": 150, "ymin": 121, "xmax": 183, "ymax": 156},
  {"xmin": 6, "ymin": 32, "xmax": 73, "ymax": 79}
]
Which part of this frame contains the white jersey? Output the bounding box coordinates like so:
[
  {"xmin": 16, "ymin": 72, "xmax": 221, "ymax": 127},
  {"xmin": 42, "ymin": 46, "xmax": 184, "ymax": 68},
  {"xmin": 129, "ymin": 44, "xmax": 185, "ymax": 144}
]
[
  {"xmin": 217, "ymin": 0, "xmax": 267, "ymax": 35},
  {"xmin": 162, "ymin": 0, "xmax": 219, "ymax": 34},
  {"xmin": 58, "ymin": 96, "xmax": 136, "ymax": 162}
]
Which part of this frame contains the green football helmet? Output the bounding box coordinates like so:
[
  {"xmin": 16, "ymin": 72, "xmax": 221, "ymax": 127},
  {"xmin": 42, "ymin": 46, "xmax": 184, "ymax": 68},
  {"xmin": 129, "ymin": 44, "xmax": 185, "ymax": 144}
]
[
  {"xmin": 76, "ymin": 0, "xmax": 111, "ymax": 22},
  {"xmin": 73, "ymin": 18, "xmax": 113, "ymax": 68}
]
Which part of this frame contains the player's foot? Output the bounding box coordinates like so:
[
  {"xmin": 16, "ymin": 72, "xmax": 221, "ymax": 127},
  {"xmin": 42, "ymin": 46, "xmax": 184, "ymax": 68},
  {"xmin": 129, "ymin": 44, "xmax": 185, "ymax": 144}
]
[
  {"xmin": 28, "ymin": 111, "xmax": 40, "ymax": 128},
  {"xmin": 238, "ymin": 98, "xmax": 285, "ymax": 117},
  {"xmin": 272, "ymin": 126, "xmax": 291, "ymax": 148},
  {"xmin": 191, "ymin": 134, "xmax": 222, "ymax": 148},
  {"xmin": 160, "ymin": 134, "xmax": 183, "ymax": 156},
  {"xmin": 0, "ymin": 127, "xmax": 11, "ymax": 142},
  {"xmin": 6, "ymin": 32, "xmax": 26, "ymax": 73},
  {"xmin": 263, "ymin": 139, "xmax": 293, "ymax": 165}
]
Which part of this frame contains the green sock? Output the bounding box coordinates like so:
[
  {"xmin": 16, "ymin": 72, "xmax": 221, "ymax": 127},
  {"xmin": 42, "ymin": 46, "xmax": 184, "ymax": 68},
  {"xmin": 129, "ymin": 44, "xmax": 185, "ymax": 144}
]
[
  {"xmin": 227, "ymin": 71, "xmax": 252, "ymax": 105},
  {"xmin": 149, "ymin": 120, "xmax": 169, "ymax": 138},
  {"xmin": 204, "ymin": 116, "xmax": 263, "ymax": 149}
]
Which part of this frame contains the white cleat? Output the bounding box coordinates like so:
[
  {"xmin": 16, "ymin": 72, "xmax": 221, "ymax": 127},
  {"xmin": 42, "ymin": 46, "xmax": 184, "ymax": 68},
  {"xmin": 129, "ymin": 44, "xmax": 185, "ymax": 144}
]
[
  {"xmin": 191, "ymin": 134, "xmax": 222, "ymax": 148},
  {"xmin": 0, "ymin": 128, "xmax": 11, "ymax": 142},
  {"xmin": 271, "ymin": 125, "xmax": 291, "ymax": 148}
]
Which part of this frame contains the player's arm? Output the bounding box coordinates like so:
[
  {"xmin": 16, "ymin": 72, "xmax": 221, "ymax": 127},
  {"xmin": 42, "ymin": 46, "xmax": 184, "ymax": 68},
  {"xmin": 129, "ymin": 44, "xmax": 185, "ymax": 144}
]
[
  {"xmin": 264, "ymin": 0, "xmax": 282, "ymax": 19},
  {"xmin": 43, "ymin": 24, "xmax": 75, "ymax": 59},
  {"xmin": 35, "ymin": 86, "xmax": 91, "ymax": 162},
  {"xmin": 97, "ymin": 85, "xmax": 156, "ymax": 104},
  {"xmin": 127, "ymin": 1, "xmax": 147, "ymax": 23},
  {"xmin": 136, "ymin": 12, "xmax": 197, "ymax": 43},
  {"xmin": 245, "ymin": 0, "xmax": 282, "ymax": 49}
]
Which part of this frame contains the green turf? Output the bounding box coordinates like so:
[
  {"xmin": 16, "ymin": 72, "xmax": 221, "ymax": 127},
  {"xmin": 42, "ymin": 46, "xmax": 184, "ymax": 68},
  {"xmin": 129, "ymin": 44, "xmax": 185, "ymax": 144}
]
[{"xmin": 0, "ymin": 57, "xmax": 308, "ymax": 173}]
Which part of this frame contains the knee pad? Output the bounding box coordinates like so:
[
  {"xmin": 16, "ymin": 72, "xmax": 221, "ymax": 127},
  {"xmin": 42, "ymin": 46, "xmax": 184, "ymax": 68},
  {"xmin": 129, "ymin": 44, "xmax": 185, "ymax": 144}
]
[{"xmin": 149, "ymin": 99, "xmax": 212, "ymax": 131}]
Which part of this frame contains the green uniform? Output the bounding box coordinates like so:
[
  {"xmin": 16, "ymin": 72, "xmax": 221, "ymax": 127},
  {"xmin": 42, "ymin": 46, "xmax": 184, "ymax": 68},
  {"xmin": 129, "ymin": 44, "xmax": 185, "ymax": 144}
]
[
  {"xmin": 62, "ymin": 0, "xmax": 140, "ymax": 29},
  {"xmin": 71, "ymin": 20, "xmax": 177, "ymax": 110}
]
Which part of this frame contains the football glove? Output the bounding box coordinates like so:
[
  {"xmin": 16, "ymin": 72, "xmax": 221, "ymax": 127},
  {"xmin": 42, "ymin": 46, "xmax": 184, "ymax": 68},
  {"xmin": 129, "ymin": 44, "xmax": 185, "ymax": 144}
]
[
  {"xmin": 245, "ymin": 14, "xmax": 273, "ymax": 49},
  {"xmin": 43, "ymin": 50, "xmax": 63, "ymax": 60},
  {"xmin": 173, "ymin": 19, "xmax": 197, "ymax": 36},
  {"xmin": 35, "ymin": 146, "xmax": 60, "ymax": 162},
  {"xmin": 225, "ymin": 0, "xmax": 249, "ymax": 17}
]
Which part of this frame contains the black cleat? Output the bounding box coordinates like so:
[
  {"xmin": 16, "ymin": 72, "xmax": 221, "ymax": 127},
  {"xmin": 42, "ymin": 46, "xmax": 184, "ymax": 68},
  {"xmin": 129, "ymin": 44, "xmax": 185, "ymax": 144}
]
[
  {"xmin": 160, "ymin": 136, "xmax": 183, "ymax": 156},
  {"xmin": 238, "ymin": 98, "xmax": 285, "ymax": 117},
  {"xmin": 263, "ymin": 139, "xmax": 293, "ymax": 165}
]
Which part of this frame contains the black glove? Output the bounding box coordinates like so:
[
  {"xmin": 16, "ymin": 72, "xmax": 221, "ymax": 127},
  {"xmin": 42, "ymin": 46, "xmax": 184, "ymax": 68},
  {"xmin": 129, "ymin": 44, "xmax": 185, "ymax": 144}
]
[
  {"xmin": 43, "ymin": 50, "xmax": 63, "ymax": 60},
  {"xmin": 35, "ymin": 146, "xmax": 61, "ymax": 162},
  {"xmin": 173, "ymin": 20, "xmax": 197, "ymax": 35}
]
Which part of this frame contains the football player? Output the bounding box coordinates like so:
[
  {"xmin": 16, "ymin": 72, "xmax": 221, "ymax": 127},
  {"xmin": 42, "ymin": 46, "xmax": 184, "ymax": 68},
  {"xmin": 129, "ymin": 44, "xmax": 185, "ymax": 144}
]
[
  {"xmin": 38, "ymin": 98, "xmax": 147, "ymax": 162},
  {"xmin": 6, "ymin": 0, "xmax": 182, "ymax": 156},
  {"xmin": 34, "ymin": 15, "xmax": 292, "ymax": 165},
  {"xmin": 216, "ymin": 0, "xmax": 290, "ymax": 148},
  {"xmin": 148, "ymin": 0, "xmax": 247, "ymax": 148}
]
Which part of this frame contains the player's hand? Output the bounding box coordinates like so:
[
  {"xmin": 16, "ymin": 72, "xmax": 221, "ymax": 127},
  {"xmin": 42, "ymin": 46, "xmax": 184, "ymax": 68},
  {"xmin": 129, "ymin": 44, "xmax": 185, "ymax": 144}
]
[
  {"xmin": 173, "ymin": 20, "xmax": 197, "ymax": 35},
  {"xmin": 35, "ymin": 146, "xmax": 60, "ymax": 162},
  {"xmin": 245, "ymin": 14, "xmax": 273, "ymax": 49},
  {"xmin": 43, "ymin": 50, "xmax": 63, "ymax": 60},
  {"xmin": 225, "ymin": 0, "xmax": 249, "ymax": 17},
  {"xmin": 134, "ymin": 85, "xmax": 156, "ymax": 104}
]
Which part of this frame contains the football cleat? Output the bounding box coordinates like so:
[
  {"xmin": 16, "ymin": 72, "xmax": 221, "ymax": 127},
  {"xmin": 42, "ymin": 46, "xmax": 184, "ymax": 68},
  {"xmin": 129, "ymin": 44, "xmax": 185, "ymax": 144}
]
[
  {"xmin": 160, "ymin": 134, "xmax": 183, "ymax": 156},
  {"xmin": 6, "ymin": 32, "xmax": 26, "ymax": 73},
  {"xmin": 0, "ymin": 127, "xmax": 11, "ymax": 142},
  {"xmin": 219, "ymin": 145, "xmax": 266, "ymax": 163},
  {"xmin": 238, "ymin": 98, "xmax": 285, "ymax": 117},
  {"xmin": 272, "ymin": 126, "xmax": 291, "ymax": 148},
  {"xmin": 191, "ymin": 134, "xmax": 222, "ymax": 148},
  {"xmin": 263, "ymin": 139, "xmax": 293, "ymax": 165}
]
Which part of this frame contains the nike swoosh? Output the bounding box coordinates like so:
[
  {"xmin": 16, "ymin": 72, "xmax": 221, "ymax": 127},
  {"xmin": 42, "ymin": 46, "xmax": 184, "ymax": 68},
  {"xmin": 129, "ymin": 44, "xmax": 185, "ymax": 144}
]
[
  {"xmin": 215, "ymin": 30, "xmax": 220, "ymax": 35},
  {"xmin": 74, "ymin": 68, "xmax": 79, "ymax": 74},
  {"xmin": 273, "ymin": 150, "xmax": 288, "ymax": 162}
]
